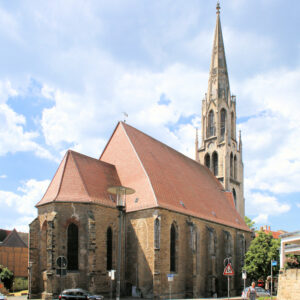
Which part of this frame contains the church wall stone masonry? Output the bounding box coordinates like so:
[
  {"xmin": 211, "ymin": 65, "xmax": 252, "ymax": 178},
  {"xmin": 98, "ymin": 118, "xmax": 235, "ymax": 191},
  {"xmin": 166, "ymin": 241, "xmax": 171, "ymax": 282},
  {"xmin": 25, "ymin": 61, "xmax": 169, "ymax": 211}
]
[{"xmin": 29, "ymin": 3, "xmax": 251, "ymax": 299}]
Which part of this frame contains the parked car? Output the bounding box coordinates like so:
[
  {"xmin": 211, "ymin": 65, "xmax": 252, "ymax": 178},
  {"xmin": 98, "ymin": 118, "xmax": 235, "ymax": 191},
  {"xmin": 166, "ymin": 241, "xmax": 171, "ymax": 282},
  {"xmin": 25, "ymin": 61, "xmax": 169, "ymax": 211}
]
[
  {"xmin": 242, "ymin": 286, "xmax": 271, "ymax": 298},
  {"xmin": 0, "ymin": 293, "xmax": 6, "ymax": 300},
  {"xmin": 59, "ymin": 289, "xmax": 104, "ymax": 300}
]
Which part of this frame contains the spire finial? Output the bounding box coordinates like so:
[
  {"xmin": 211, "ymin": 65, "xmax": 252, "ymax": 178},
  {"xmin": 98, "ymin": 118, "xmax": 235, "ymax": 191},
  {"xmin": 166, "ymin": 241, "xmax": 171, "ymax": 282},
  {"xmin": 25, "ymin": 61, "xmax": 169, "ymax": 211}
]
[{"xmin": 216, "ymin": 1, "xmax": 220, "ymax": 14}]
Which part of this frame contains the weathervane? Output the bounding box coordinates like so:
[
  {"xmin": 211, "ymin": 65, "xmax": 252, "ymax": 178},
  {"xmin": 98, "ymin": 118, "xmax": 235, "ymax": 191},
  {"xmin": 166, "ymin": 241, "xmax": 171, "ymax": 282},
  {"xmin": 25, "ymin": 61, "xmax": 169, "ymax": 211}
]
[{"xmin": 122, "ymin": 112, "xmax": 128, "ymax": 123}]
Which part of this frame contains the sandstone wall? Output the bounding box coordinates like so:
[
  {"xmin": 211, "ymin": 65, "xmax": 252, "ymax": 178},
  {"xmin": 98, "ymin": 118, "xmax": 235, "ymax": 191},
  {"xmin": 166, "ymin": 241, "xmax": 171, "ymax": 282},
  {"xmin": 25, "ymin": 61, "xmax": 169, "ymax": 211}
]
[{"xmin": 277, "ymin": 268, "xmax": 300, "ymax": 300}]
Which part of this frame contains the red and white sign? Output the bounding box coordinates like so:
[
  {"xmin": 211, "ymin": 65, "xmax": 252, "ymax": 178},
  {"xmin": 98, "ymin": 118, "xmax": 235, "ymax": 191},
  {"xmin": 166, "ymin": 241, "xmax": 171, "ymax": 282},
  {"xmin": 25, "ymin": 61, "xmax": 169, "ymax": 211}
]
[{"xmin": 223, "ymin": 263, "xmax": 234, "ymax": 276}]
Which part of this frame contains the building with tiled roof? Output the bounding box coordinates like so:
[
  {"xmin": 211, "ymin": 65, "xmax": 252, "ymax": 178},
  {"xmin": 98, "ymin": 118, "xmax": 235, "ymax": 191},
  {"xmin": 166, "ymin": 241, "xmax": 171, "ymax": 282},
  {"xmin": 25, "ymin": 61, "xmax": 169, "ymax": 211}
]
[
  {"xmin": 257, "ymin": 225, "xmax": 287, "ymax": 239},
  {"xmin": 29, "ymin": 3, "xmax": 251, "ymax": 300},
  {"xmin": 0, "ymin": 229, "xmax": 28, "ymax": 278}
]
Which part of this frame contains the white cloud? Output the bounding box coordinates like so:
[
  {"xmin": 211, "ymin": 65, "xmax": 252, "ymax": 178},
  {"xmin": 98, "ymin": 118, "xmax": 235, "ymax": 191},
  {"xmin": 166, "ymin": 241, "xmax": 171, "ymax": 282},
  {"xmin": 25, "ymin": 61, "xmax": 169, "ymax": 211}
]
[
  {"xmin": 0, "ymin": 174, "xmax": 7, "ymax": 179},
  {"xmin": 253, "ymin": 213, "xmax": 268, "ymax": 225},
  {"xmin": 0, "ymin": 179, "xmax": 50, "ymax": 232},
  {"xmin": 297, "ymin": 203, "xmax": 300, "ymax": 209}
]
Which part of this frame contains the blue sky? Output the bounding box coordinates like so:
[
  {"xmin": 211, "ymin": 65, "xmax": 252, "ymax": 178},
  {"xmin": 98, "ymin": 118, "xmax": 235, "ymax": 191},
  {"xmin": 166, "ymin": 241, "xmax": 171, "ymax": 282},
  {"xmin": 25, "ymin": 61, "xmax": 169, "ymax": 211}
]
[{"xmin": 0, "ymin": 0, "xmax": 299, "ymax": 232}]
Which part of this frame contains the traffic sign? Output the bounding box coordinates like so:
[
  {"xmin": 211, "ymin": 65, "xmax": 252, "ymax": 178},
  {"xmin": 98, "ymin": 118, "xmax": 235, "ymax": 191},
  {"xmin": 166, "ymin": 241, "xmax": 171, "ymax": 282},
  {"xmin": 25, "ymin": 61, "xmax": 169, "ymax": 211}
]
[
  {"xmin": 56, "ymin": 256, "xmax": 67, "ymax": 268},
  {"xmin": 223, "ymin": 263, "xmax": 234, "ymax": 276},
  {"xmin": 272, "ymin": 260, "xmax": 277, "ymax": 266},
  {"xmin": 167, "ymin": 273, "xmax": 174, "ymax": 282}
]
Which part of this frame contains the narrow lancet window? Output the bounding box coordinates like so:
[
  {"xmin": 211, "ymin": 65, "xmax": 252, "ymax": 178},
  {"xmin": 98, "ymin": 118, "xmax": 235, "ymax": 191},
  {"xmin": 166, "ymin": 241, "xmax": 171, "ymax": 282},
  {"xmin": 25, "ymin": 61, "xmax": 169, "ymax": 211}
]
[
  {"xmin": 67, "ymin": 223, "xmax": 79, "ymax": 270},
  {"xmin": 212, "ymin": 152, "xmax": 218, "ymax": 176},
  {"xmin": 208, "ymin": 110, "xmax": 215, "ymax": 137},
  {"xmin": 205, "ymin": 153, "xmax": 210, "ymax": 169},
  {"xmin": 232, "ymin": 188, "xmax": 237, "ymax": 207},
  {"xmin": 154, "ymin": 218, "xmax": 160, "ymax": 249},
  {"xmin": 170, "ymin": 223, "xmax": 176, "ymax": 272},
  {"xmin": 220, "ymin": 109, "xmax": 226, "ymax": 140},
  {"xmin": 107, "ymin": 227, "xmax": 113, "ymax": 270}
]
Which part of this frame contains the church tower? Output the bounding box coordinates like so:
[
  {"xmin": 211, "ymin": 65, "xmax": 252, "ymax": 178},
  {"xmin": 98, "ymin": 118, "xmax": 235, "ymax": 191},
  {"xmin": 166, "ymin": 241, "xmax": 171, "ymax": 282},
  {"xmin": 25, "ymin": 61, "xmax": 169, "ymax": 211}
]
[{"xmin": 196, "ymin": 2, "xmax": 245, "ymax": 218}]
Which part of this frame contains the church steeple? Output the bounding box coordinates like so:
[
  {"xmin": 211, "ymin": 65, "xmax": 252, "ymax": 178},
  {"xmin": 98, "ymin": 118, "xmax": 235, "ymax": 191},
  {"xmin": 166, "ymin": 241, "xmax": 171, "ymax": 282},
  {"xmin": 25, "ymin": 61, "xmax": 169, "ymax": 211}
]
[
  {"xmin": 207, "ymin": 1, "xmax": 231, "ymax": 105},
  {"xmin": 196, "ymin": 3, "xmax": 245, "ymax": 219}
]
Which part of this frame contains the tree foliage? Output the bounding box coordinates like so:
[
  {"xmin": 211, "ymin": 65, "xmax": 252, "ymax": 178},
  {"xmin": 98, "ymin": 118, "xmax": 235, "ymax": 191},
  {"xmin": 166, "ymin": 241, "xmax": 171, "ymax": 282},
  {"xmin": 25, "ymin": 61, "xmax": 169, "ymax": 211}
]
[
  {"xmin": 0, "ymin": 265, "xmax": 14, "ymax": 290},
  {"xmin": 244, "ymin": 231, "xmax": 280, "ymax": 281},
  {"xmin": 244, "ymin": 216, "xmax": 255, "ymax": 230}
]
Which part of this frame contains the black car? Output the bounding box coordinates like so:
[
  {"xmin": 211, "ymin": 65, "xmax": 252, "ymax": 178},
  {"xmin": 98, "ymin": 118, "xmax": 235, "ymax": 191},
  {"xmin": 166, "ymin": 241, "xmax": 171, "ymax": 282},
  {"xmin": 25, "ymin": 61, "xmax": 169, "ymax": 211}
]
[{"xmin": 59, "ymin": 288, "xmax": 104, "ymax": 300}]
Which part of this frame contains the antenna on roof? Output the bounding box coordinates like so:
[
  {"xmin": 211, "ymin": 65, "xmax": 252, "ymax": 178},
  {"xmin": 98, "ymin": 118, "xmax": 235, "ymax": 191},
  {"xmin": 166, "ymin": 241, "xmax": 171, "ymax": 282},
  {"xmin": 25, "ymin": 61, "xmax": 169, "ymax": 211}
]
[{"xmin": 122, "ymin": 112, "xmax": 128, "ymax": 123}]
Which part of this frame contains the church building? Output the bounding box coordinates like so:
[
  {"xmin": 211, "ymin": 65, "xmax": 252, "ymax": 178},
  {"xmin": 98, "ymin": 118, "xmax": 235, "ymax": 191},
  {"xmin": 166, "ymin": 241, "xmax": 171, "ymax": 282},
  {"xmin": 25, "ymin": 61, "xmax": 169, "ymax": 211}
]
[{"xmin": 29, "ymin": 4, "xmax": 251, "ymax": 299}]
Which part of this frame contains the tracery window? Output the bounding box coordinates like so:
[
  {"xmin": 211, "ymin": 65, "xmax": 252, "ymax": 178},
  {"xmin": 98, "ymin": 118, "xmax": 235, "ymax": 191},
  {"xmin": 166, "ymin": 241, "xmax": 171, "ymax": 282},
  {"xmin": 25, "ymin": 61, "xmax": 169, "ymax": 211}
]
[
  {"xmin": 106, "ymin": 227, "xmax": 113, "ymax": 270},
  {"xmin": 205, "ymin": 153, "xmax": 210, "ymax": 169},
  {"xmin": 170, "ymin": 223, "xmax": 177, "ymax": 272},
  {"xmin": 67, "ymin": 223, "xmax": 78, "ymax": 270},
  {"xmin": 212, "ymin": 152, "xmax": 218, "ymax": 176},
  {"xmin": 220, "ymin": 109, "xmax": 226, "ymax": 141},
  {"xmin": 208, "ymin": 110, "xmax": 215, "ymax": 137}
]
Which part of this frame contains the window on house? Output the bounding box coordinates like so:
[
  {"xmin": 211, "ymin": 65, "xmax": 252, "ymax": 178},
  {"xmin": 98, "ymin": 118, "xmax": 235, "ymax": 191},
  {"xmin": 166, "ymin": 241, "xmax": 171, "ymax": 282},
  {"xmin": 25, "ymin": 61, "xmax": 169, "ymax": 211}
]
[
  {"xmin": 170, "ymin": 223, "xmax": 176, "ymax": 272},
  {"xmin": 154, "ymin": 218, "xmax": 160, "ymax": 249},
  {"xmin": 205, "ymin": 153, "xmax": 210, "ymax": 169},
  {"xmin": 220, "ymin": 109, "xmax": 226, "ymax": 140},
  {"xmin": 67, "ymin": 223, "xmax": 78, "ymax": 270},
  {"xmin": 212, "ymin": 152, "xmax": 218, "ymax": 176},
  {"xmin": 208, "ymin": 110, "xmax": 215, "ymax": 137},
  {"xmin": 107, "ymin": 227, "xmax": 113, "ymax": 270}
]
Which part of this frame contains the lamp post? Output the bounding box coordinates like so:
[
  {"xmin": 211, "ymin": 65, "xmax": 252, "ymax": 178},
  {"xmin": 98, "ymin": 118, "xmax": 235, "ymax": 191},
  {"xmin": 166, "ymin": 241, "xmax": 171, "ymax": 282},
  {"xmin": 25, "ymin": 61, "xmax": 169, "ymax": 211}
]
[{"xmin": 107, "ymin": 186, "xmax": 135, "ymax": 300}]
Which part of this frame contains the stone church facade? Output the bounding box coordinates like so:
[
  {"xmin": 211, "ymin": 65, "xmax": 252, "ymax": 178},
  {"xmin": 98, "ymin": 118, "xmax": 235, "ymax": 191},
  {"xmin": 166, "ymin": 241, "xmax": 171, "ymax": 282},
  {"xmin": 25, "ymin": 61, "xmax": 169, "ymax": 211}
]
[{"xmin": 29, "ymin": 4, "xmax": 251, "ymax": 299}]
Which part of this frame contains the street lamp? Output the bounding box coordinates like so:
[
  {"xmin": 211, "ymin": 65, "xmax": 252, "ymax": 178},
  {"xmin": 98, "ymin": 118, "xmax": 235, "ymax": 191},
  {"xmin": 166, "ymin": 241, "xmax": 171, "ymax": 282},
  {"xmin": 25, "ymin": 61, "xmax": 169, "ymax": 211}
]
[{"xmin": 107, "ymin": 186, "xmax": 135, "ymax": 300}]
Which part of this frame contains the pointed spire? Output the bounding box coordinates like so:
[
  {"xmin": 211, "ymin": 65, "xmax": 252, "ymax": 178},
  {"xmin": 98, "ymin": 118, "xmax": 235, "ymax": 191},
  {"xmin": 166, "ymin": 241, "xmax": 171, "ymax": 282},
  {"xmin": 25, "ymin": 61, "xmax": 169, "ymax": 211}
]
[{"xmin": 207, "ymin": 2, "xmax": 231, "ymax": 104}]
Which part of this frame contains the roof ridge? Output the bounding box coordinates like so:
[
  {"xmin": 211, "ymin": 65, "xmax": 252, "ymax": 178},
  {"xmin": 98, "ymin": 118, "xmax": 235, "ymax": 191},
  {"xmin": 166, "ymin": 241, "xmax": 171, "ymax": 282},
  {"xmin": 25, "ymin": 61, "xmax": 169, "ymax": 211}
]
[
  {"xmin": 120, "ymin": 122, "xmax": 159, "ymax": 207},
  {"xmin": 2, "ymin": 228, "xmax": 27, "ymax": 248},
  {"xmin": 121, "ymin": 122, "xmax": 224, "ymax": 190},
  {"xmin": 54, "ymin": 151, "xmax": 70, "ymax": 202},
  {"xmin": 70, "ymin": 151, "xmax": 92, "ymax": 202}
]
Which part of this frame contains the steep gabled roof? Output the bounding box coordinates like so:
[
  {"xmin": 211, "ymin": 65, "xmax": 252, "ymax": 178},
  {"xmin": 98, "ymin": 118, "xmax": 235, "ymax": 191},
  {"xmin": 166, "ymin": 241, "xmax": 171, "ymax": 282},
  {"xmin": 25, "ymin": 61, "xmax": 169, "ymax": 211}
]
[
  {"xmin": 1, "ymin": 229, "xmax": 27, "ymax": 248},
  {"xmin": 101, "ymin": 122, "xmax": 250, "ymax": 231},
  {"xmin": 36, "ymin": 150, "xmax": 121, "ymax": 207}
]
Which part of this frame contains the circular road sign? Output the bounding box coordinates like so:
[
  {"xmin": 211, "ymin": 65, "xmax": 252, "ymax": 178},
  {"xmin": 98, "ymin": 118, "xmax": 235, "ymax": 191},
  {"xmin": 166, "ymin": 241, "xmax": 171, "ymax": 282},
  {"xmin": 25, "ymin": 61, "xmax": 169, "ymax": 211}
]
[{"xmin": 56, "ymin": 256, "xmax": 67, "ymax": 268}]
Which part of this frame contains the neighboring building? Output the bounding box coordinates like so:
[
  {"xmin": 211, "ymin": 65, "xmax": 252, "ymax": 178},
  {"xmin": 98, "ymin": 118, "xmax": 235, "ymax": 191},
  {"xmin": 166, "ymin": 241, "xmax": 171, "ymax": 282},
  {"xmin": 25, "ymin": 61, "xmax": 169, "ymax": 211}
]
[
  {"xmin": 257, "ymin": 225, "xmax": 287, "ymax": 239},
  {"xmin": 277, "ymin": 231, "xmax": 300, "ymax": 300},
  {"xmin": 195, "ymin": 2, "xmax": 244, "ymax": 219},
  {"xmin": 0, "ymin": 229, "xmax": 28, "ymax": 277},
  {"xmin": 29, "ymin": 4, "xmax": 251, "ymax": 300}
]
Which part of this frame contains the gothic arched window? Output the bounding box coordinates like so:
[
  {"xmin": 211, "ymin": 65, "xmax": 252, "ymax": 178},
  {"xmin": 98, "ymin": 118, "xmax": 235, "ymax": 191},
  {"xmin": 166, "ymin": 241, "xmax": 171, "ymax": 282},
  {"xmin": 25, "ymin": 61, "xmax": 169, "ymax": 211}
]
[
  {"xmin": 232, "ymin": 188, "xmax": 237, "ymax": 208},
  {"xmin": 67, "ymin": 223, "xmax": 78, "ymax": 270},
  {"xmin": 154, "ymin": 218, "xmax": 160, "ymax": 249},
  {"xmin": 231, "ymin": 112, "xmax": 235, "ymax": 140},
  {"xmin": 234, "ymin": 155, "xmax": 237, "ymax": 180},
  {"xmin": 205, "ymin": 153, "xmax": 210, "ymax": 169},
  {"xmin": 212, "ymin": 152, "xmax": 218, "ymax": 176},
  {"xmin": 170, "ymin": 223, "xmax": 177, "ymax": 272},
  {"xmin": 208, "ymin": 110, "xmax": 215, "ymax": 137},
  {"xmin": 106, "ymin": 227, "xmax": 113, "ymax": 270},
  {"xmin": 230, "ymin": 153, "xmax": 233, "ymax": 178},
  {"xmin": 220, "ymin": 109, "xmax": 226, "ymax": 141}
]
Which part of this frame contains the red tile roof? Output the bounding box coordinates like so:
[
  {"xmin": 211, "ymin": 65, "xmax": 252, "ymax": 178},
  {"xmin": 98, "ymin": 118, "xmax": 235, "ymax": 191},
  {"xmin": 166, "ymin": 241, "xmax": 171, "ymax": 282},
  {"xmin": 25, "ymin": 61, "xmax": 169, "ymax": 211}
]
[
  {"xmin": 36, "ymin": 150, "xmax": 120, "ymax": 207},
  {"xmin": 101, "ymin": 122, "xmax": 250, "ymax": 232}
]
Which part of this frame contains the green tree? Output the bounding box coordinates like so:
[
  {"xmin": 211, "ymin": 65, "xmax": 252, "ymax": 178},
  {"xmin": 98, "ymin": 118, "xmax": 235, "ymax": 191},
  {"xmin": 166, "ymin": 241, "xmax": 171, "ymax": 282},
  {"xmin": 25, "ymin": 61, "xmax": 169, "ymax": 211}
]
[
  {"xmin": 244, "ymin": 216, "xmax": 256, "ymax": 230},
  {"xmin": 244, "ymin": 231, "xmax": 280, "ymax": 281},
  {"xmin": 0, "ymin": 265, "xmax": 14, "ymax": 290}
]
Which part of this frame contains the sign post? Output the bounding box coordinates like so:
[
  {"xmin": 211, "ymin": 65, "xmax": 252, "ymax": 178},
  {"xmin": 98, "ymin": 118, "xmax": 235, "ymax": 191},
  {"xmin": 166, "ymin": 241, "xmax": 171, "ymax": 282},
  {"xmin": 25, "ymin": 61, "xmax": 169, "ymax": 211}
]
[
  {"xmin": 223, "ymin": 258, "xmax": 234, "ymax": 300},
  {"xmin": 56, "ymin": 256, "xmax": 67, "ymax": 295},
  {"xmin": 271, "ymin": 260, "xmax": 277, "ymax": 299},
  {"xmin": 242, "ymin": 270, "xmax": 247, "ymax": 300},
  {"xmin": 108, "ymin": 270, "xmax": 116, "ymax": 300},
  {"xmin": 167, "ymin": 274, "xmax": 174, "ymax": 299}
]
